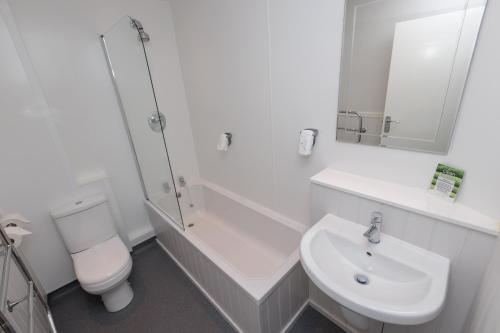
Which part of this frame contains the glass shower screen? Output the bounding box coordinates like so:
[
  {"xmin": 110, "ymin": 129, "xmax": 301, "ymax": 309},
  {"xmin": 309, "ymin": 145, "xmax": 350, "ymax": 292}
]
[{"xmin": 101, "ymin": 16, "xmax": 183, "ymax": 228}]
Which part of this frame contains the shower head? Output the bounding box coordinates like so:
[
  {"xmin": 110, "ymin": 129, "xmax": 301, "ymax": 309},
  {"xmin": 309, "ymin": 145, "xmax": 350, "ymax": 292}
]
[
  {"xmin": 130, "ymin": 18, "xmax": 150, "ymax": 42},
  {"xmin": 138, "ymin": 30, "xmax": 150, "ymax": 42},
  {"xmin": 131, "ymin": 18, "xmax": 143, "ymax": 30}
]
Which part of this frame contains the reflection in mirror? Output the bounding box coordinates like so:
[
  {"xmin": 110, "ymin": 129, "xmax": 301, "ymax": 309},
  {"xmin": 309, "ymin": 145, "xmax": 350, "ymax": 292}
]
[{"xmin": 336, "ymin": 0, "xmax": 487, "ymax": 153}]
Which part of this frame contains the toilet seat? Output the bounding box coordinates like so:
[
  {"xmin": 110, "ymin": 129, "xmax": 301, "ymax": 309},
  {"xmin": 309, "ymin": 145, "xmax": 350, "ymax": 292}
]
[{"xmin": 72, "ymin": 235, "xmax": 132, "ymax": 294}]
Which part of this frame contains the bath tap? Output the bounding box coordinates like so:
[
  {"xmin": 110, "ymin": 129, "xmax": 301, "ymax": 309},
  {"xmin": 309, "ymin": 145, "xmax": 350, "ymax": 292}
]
[{"xmin": 363, "ymin": 212, "xmax": 382, "ymax": 244}]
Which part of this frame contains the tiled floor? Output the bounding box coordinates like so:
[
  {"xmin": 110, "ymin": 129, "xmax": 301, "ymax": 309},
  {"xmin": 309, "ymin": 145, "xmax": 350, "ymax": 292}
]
[{"xmin": 49, "ymin": 239, "xmax": 344, "ymax": 333}]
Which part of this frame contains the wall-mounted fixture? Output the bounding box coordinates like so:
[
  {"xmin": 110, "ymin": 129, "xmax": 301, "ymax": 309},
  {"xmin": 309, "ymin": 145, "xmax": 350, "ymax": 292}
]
[
  {"xmin": 301, "ymin": 214, "xmax": 450, "ymax": 327},
  {"xmin": 130, "ymin": 18, "xmax": 150, "ymax": 43},
  {"xmin": 336, "ymin": 0, "xmax": 487, "ymax": 153},
  {"xmin": 299, "ymin": 129, "xmax": 318, "ymax": 156},
  {"xmin": 177, "ymin": 176, "xmax": 194, "ymax": 208},
  {"xmin": 178, "ymin": 176, "xmax": 187, "ymax": 187},
  {"xmin": 148, "ymin": 112, "xmax": 166, "ymax": 133},
  {"xmin": 217, "ymin": 132, "xmax": 232, "ymax": 151},
  {"xmin": 0, "ymin": 213, "xmax": 32, "ymax": 248}
]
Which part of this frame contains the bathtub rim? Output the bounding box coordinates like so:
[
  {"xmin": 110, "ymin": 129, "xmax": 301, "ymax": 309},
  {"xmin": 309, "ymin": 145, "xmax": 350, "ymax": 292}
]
[{"xmin": 193, "ymin": 179, "xmax": 307, "ymax": 234}]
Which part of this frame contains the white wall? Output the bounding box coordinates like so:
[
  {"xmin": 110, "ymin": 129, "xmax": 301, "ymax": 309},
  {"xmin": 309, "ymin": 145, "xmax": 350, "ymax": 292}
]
[
  {"xmin": 0, "ymin": 2, "xmax": 76, "ymax": 292},
  {"xmin": 170, "ymin": 0, "xmax": 275, "ymax": 211},
  {"xmin": 1, "ymin": 0, "xmax": 198, "ymax": 292},
  {"xmin": 170, "ymin": 0, "xmax": 500, "ymax": 225}
]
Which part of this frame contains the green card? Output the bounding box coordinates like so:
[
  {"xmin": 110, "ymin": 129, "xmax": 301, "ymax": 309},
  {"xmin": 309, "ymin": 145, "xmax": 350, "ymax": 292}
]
[{"xmin": 430, "ymin": 164, "xmax": 465, "ymax": 200}]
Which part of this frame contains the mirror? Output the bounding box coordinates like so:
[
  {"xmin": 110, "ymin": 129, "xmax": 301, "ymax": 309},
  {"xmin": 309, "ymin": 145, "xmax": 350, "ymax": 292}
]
[{"xmin": 336, "ymin": 0, "xmax": 487, "ymax": 153}]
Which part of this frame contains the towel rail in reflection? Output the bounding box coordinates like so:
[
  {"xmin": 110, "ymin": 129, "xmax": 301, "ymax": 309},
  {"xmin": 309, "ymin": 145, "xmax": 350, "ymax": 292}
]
[{"xmin": 337, "ymin": 110, "xmax": 366, "ymax": 143}]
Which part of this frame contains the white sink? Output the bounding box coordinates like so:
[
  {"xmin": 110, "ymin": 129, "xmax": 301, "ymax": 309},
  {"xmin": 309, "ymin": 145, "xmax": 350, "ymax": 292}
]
[{"xmin": 300, "ymin": 214, "xmax": 450, "ymax": 325}]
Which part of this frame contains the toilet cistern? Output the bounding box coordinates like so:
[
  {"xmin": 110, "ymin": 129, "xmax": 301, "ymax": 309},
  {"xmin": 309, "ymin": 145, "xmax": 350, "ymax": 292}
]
[{"xmin": 363, "ymin": 212, "xmax": 382, "ymax": 244}]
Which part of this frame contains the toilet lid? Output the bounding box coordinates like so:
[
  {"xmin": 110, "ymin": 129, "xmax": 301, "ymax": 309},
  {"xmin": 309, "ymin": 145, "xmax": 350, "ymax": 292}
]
[{"xmin": 72, "ymin": 235, "xmax": 131, "ymax": 286}]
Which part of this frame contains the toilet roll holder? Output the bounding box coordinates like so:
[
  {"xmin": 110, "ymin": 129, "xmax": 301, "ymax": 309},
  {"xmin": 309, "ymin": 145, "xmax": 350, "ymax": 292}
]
[{"xmin": 224, "ymin": 132, "xmax": 233, "ymax": 146}]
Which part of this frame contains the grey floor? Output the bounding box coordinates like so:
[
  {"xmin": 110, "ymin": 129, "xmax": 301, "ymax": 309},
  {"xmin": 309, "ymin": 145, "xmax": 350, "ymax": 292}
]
[{"xmin": 49, "ymin": 238, "xmax": 344, "ymax": 333}]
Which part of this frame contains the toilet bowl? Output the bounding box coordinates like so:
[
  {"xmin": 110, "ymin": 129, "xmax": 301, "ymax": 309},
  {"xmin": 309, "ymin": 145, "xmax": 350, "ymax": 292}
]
[
  {"xmin": 50, "ymin": 193, "xmax": 134, "ymax": 312},
  {"xmin": 72, "ymin": 235, "xmax": 133, "ymax": 312}
]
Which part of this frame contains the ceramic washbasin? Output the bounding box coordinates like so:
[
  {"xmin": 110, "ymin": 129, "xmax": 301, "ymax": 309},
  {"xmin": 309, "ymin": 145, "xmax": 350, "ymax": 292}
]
[{"xmin": 300, "ymin": 214, "xmax": 450, "ymax": 325}]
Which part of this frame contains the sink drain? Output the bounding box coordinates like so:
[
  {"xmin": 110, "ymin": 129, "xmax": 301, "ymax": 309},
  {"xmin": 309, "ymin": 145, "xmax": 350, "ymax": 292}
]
[{"xmin": 354, "ymin": 274, "xmax": 369, "ymax": 285}]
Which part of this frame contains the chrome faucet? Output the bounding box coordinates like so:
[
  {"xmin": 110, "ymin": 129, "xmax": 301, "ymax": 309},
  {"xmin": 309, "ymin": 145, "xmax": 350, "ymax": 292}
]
[{"xmin": 363, "ymin": 212, "xmax": 382, "ymax": 244}]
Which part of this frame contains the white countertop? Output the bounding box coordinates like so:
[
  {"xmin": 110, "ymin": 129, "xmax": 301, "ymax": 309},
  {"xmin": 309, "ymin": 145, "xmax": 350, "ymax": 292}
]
[{"xmin": 311, "ymin": 169, "xmax": 499, "ymax": 236}]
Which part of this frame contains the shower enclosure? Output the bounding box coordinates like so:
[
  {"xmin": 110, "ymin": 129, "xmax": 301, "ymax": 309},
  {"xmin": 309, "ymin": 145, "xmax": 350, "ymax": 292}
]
[
  {"xmin": 101, "ymin": 16, "xmax": 184, "ymax": 229},
  {"xmin": 100, "ymin": 15, "xmax": 308, "ymax": 333}
]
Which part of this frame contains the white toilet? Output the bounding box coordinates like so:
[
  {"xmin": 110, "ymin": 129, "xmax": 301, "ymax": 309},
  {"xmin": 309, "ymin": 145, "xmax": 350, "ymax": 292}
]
[{"xmin": 50, "ymin": 193, "xmax": 134, "ymax": 312}]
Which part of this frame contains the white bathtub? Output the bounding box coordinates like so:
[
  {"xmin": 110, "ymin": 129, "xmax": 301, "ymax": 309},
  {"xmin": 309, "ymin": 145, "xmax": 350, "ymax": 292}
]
[{"xmin": 145, "ymin": 181, "xmax": 309, "ymax": 333}]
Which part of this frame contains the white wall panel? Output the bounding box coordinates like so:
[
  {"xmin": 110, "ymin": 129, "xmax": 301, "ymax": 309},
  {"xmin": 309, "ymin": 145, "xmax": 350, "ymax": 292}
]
[
  {"xmin": 0, "ymin": 6, "xmax": 75, "ymax": 292},
  {"xmin": 169, "ymin": 0, "xmax": 274, "ymax": 210}
]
